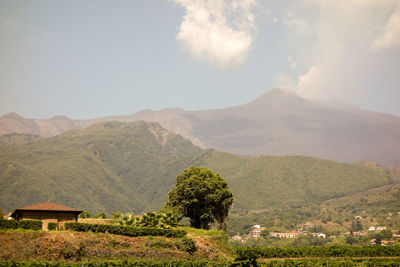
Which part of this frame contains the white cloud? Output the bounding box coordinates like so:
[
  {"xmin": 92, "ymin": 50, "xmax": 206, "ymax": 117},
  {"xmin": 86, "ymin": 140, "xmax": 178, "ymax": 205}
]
[
  {"xmin": 371, "ymin": 3, "xmax": 400, "ymax": 50},
  {"xmin": 282, "ymin": 12, "xmax": 308, "ymax": 34},
  {"xmin": 297, "ymin": 66, "xmax": 322, "ymax": 99},
  {"xmin": 289, "ymin": 0, "xmax": 400, "ymax": 113},
  {"xmin": 174, "ymin": 0, "xmax": 256, "ymax": 69}
]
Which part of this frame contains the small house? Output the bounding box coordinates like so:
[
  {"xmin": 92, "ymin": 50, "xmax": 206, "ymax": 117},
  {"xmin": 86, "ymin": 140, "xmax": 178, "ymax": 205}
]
[
  {"xmin": 251, "ymin": 225, "xmax": 262, "ymax": 238},
  {"xmin": 10, "ymin": 202, "xmax": 82, "ymax": 230}
]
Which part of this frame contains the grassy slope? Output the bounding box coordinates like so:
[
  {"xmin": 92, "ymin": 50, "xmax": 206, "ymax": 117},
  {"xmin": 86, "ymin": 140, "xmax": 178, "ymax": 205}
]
[
  {"xmin": 0, "ymin": 121, "xmax": 395, "ymax": 224},
  {"xmin": 0, "ymin": 228, "xmax": 233, "ymax": 262}
]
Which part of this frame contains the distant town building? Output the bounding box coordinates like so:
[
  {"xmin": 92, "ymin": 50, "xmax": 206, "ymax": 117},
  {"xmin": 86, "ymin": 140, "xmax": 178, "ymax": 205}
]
[
  {"xmin": 376, "ymin": 226, "xmax": 387, "ymax": 231},
  {"xmin": 311, "ymin": 233, "xmax": 326, "ymax": 238},
  {"xmin": 297, "ymin": 223, "xmax": 314, "ymax": 231},
  {"xmin": 270, "ymin": 232, "xmax": 300, "ymax": 238},
  {"xmin": 381, "ymin": 240, "xmax": 395, "ymax": 246},
  {"xmin": 317, "ymin": 233, "xmax": 326, "ymax": 238},
  {"xmin": 346, "ymin": 231, "xmax": 368, "ymax": 237},
  {"xmin": 368, "ymin": 226, "xmax": 376, "ymax": 231},
  {"xmin": 251, "ymin": 225, "xmax": 262, "ymax": 238},
  {"xmin": 392, "ymin": 234, "xmax": 400, "ymax": 239}
]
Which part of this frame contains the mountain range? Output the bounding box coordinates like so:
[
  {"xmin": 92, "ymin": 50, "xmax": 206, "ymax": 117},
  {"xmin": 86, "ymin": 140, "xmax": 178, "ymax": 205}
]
[
  {"xmin": 0, "ymin": 121, "xmax": 395, "ymax": 216},
  {"xmin": 1, "ymin": 88, "xmax": 400, "ymax": 165}
]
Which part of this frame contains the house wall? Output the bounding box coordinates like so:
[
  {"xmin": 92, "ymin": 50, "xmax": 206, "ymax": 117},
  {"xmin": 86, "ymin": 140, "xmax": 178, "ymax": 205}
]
[{"xmin": 20, "ymin": 211, "xmax": 78, "ymax": 230}]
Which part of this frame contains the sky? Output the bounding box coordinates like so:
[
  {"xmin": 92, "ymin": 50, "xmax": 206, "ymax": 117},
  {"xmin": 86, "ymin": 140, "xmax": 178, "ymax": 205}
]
[{"xmin": 0, "ymin": 0, "xmax": 399, "ymax": 119}]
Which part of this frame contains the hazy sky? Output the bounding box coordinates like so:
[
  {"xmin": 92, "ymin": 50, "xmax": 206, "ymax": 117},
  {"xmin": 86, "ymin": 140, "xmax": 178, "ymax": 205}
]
[{"xmin": 1, "ymin": 0, "xmax": 399, "ymax": 119}]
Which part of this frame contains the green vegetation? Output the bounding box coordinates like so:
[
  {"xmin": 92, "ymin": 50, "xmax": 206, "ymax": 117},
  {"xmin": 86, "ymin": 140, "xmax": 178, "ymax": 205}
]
[
  {"xmin": 64, "ymin": 222, "xmax": 187, "ymax": 238},
  {"xmin": 115, "ymin": 211, "xmax": 178, "ymax": 228},
  {"xmin": 3, "ymin": 259, "xmax": 400, "ymax": 267},
  {"xmin": 234, "ymin": 245, "xmax": 400, "ymax": 259},
  {"xmin": 257, "ymin": 259, "xmax": 400, "ymax": 266},
  {"xmin": 3, "ymin": 258, "xmax": 400, "ymax": 267},
  {"xmin": 196, "ymin": 152, "xmax": 394, "ymax": 211},
  {"xmin": 0, "ymin": 225, "xmax": 233, "ymax": 262},
  {"xmin": 0, "ymin": 121, "xmax": 202, "ymax": 215},
  {"xmin": 167, "ymin": 167, "xmax": 233, "ymax": 229},
  {"xmin": 0, "ymin": 121, "xmax": 397, "ymax": 234},
  {"xmin": 47, "ymin": 222, "xmax": 57, "ymax": 231},
  {"xmin": 0, "ymin": 260, "xmax": 232, "ymax": 266},
  {"xmin": 95, "ymin": 212, "xmax": 107, "ymax": 219},
  {"xmin": 0, "ymin": 219, "xmax": 42, "ymax": 230},
  {"xmin": 177, "ymin": 237, "xmax": 197, "ymax": 254},
  {"xmin": 79, "ymin": 211, "xmax": 91, "ymax": 219}
]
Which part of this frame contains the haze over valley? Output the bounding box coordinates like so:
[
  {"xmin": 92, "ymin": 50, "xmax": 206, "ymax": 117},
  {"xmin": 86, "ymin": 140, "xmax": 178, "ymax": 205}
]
[{"xmin": 2, "ymin": 88, "xmax": 400, "ymax": 165}]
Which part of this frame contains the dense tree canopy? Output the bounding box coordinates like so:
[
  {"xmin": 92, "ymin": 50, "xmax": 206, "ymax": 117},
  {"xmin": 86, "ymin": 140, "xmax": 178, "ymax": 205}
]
[{"xmin": 166, "ymin": 166, "xmax": 233, "ymax": 229}]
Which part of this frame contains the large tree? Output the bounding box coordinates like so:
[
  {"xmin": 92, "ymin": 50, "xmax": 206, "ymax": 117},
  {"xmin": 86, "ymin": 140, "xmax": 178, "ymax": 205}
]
[{"xmin": 166, "ymin": 166, "xmax": 233, "ymax": 229}]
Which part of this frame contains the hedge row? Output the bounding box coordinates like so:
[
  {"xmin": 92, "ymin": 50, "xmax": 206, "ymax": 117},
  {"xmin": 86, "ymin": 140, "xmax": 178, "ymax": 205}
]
[
  {"xmin": 47, "ymin": 222, "xmax": 57, "ymax": 231},
  {"xmin": 64, "ymin": 222, "xmax": 187, "ymax": 238},
  {"xmin": 0, "ymin": 219, "xmax": 42, "ymax": 230},
  {"xmin": 234, "ymin": 245, "xmax": 400, "ymax": 260},
  {"xmin": 3, "ymin": 259, "xmax": 400, "ymax": 267},
  {"xmin": 0, "ymin": 260, "xmax": 231, "ymax": 267},
  {"xmin": 257, "ymin": 258, "xmax": 400, "ymax": 267}
]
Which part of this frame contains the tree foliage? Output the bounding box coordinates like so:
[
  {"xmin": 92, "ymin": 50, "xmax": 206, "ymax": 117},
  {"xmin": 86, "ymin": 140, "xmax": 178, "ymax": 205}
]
[
  {"xmin": 166, "ymin": 166, "xmax": 233, "ymax": 229},
  {"xmin": 115, "ymin": 211, "xmax": 178, "ymax": 229},
  {"xmin": 79, "ymin": 210, "xmax": 91, "ymax": 219},
  {"xmin": 95, "ymin": 212, "xmax": 107, "ymax": 219}
]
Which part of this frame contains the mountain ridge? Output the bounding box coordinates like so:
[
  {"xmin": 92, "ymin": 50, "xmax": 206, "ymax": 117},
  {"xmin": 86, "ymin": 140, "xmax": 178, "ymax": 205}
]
[{"xmin": 1, "ymin": 88, "xmax": 400, "ymax": 165}]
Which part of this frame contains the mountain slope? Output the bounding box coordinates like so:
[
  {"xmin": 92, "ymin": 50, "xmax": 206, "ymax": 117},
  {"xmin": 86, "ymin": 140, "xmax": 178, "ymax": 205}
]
[
  {"xmin": 0, "ymin": 121, "xmax": 202, "ymax": 214},
  {"xmin": 1, "ymin": 89, "xmax": 400, "ymax": 165},
  {"xmin": 0, "ymin": 122, "xmax": 394, "ymax": 216},
  {"xmin": 130, "ymin": 89, "xmax": 400, "ymax": 165}
]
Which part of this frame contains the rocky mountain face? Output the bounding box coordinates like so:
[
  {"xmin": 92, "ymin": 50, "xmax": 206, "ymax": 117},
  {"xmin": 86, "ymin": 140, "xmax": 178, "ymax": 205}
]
[{"xmin": 1, "ymin": 88, "xmax": 400, "ymax": 165}]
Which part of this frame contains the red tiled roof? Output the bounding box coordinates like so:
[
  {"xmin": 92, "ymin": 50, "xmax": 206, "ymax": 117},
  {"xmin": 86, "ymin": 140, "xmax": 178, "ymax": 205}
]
[{"xmin": 12, "ymin": 202, "xmax": 81, "ymax": 213}]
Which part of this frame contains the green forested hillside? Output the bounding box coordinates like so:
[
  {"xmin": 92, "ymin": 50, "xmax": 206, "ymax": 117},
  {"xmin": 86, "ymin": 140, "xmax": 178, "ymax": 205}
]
[
  {"xmin": 0, "ymin": 121, "xmax": 394, "ymax": 219},
  {"xmin": 194, "ymin": 152, "xmax": 393, "ymax": 210},
  {"xmin": 0, "ymin": 121, "xmax": 202, "ymax": 214}
]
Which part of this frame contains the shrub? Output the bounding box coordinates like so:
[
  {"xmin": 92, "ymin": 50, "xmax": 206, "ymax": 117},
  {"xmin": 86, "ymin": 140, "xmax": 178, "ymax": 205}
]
[
  {"xmin": 64, "ymin": 222, "xmax": 186, "ymax": 238},
  {"xmin": 18, "ymin": 220, "xmax": 42, "ymax": 230},
  {"xmin": 0, "ymin": 219, "xmax": 42, "ymax": 230},
  {"xmin": 0, "ymin": 219, "xmax": 18, "ymax": 229},
  {"xmin": 48, "ymin": 222, "xmax": 57, "ymax": 231},
  {"xmin": 95, "ymin": 212, "xmax": 107, "ymax": 219},
  {"xmin": 177, "ymin": 237, "xmax": 197, "ymax": 254}
]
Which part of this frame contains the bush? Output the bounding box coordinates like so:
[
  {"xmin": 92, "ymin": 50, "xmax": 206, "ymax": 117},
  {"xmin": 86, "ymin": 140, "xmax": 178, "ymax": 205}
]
[
  {"xmin": 95, "ymin": 212, "xmax": 107, "ymax": 219},
  {"xmin": 0, "ymin": 219, "xmax": 18, "ymax": 229},
  {"xmin": 18, "ymin": 220, "xmax": 42, "ymax": 230},
  {"xmin": 0, "ymin": 219, "xmax": 42, "ymax": 230},
  {"xmin": 177, "ymin": 237, "xmax": 197, "ymax": 254},
  {"xmin": 64, "ymin": 222, "xmax": 186, "ymax": 238},
  {"xmin": 48, "ymin": 222, "xmax": 57, "ymax": 231}
]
